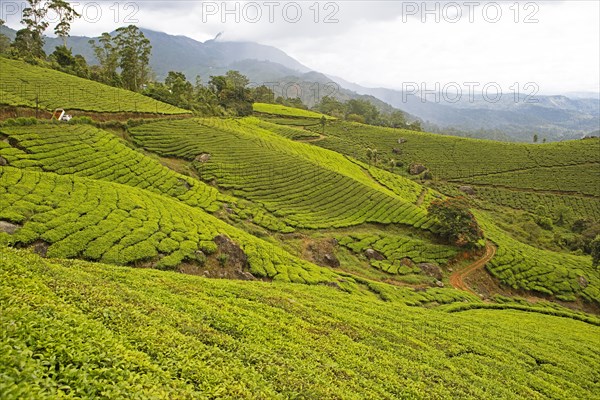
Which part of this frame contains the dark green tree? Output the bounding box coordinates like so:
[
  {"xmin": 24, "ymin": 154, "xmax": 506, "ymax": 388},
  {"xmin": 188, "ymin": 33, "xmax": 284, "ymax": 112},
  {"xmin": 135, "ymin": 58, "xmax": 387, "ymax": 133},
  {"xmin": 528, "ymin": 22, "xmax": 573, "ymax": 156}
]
[
  {"xmin": 428, "ymin": 198, "xmax": 484, "ymax": 248},
  {"xmin": 345, "ymin": 99, "xmax": 379, "ymax": 125},
  {"xmin": 48, "ymin": 0, "xmax": 81, "ymax": 47},
  {"xmin": 19, "ymin": 0, "xmax": 48, "ymax": 58},
  {"xmin": 165, "ymin": 71, "xmax": 194, "ymax": 108},
  {"xmin": 114, "ymin": 25, "xmax": 152, "ymax": 92},
  {"xmin": 252, "ymin": 85, "xmax": 276, "ymax": 103},
  {"xmin": 12, "ymin": 28, "xmax": 45, "ymax": 59},
  {"xmin": 49, "ymin": 45, "xmax": 89, "ymax": 77},
  {"xmin": 208, "ymin": 71, "xmax": 253, "ymax": 116},
  {"xmin": 89, "ymin": 33, "xmax": 120, "ymax": 86},
  {"xmin": 591, "ymin": 235, "xmax": 600, "ymax": 267},
  {"xmin": 0, "ymin": 19, "xmax": 11, "ymax": 54}
]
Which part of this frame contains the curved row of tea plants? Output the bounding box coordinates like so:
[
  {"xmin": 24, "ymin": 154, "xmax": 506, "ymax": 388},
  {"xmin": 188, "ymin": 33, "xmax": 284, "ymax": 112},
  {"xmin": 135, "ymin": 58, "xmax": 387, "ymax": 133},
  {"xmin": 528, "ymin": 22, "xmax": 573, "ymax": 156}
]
[
  {"xmin": 130, "ymin": 118, "xmax": 435, "ymax": 230},
  {"xmin": 457, "ymin": 163, "xmax": 600, "ymax": 197},
  {"xmin": 0, "ymin": 58, "xmax": 188, "ymax": 114},
  {"xmin": 2, "ymin": 246, "xmax": 599, "ymax": 399},
  {"xmin": 478, "ymin": 212, "xmax": 599, "ymax": 304},
  {"xmin": 472, "ymin": 185, "xmax": 600, "ymax": 221},
  {"xmin": 337, "ymin": 232, "xmax": 459, "ymax": 275},
  {"xmin": 0, "ymin": 166, "xmax": 339, "ymax": 284},
  {"xmin": 253, "ymin": 103, "xmax": 333, "ymax": 119},
  {"xmin": 255, "ymin": 119, "xmax": 321, "ymax": 140},
  {"xmin": 309, "ymin": 121, "xmax": 599, "ymax": 183},
  {"xmin": 0, "ymin": 124, "xmax": 223, "ymax": 212}
]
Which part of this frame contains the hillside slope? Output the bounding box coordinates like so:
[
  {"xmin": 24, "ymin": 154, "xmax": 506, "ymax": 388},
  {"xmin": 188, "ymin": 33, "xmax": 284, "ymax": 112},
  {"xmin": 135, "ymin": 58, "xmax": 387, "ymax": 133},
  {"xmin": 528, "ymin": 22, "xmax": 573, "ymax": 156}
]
[
  {"xmin": 0, "ymin": 58, "xmax": 188, "ymax": 115},
  {"xmin": 2, "ymin": 247, "xmax": 599, "ymax": 399}
]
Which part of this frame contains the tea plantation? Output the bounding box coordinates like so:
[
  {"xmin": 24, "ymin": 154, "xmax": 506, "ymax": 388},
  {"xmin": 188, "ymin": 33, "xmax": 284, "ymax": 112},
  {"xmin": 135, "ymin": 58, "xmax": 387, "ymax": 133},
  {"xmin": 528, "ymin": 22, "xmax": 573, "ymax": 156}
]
[
  {"xmin": 1, "ymin": 247, "xmax": 599, "ymax": 399},
  {"xmin": 0, "ymin": 58, "xmax": 189, "ymax": 114},
  {"xmin": 1, "ymin": 64, "xmax": 599, "ymax": 398},
  {"xmin": 0, "ymin": 166, "xmax": 339, "ymax": 284},
  {"xmin": 129, "ymin": 118, "xmax": 435, "ymax": 230}
]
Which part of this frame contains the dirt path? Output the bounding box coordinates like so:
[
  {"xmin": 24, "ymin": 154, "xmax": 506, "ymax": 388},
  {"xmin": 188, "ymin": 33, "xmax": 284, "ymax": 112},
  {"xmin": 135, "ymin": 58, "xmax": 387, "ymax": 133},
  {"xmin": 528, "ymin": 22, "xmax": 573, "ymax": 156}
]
[
  {"xmin": 450, "ymin": 242, "xmax": 496, "ymax": 295},
  {"xmin": 415, "ymin": 189, "xmax": 427, "ymax": 207}
]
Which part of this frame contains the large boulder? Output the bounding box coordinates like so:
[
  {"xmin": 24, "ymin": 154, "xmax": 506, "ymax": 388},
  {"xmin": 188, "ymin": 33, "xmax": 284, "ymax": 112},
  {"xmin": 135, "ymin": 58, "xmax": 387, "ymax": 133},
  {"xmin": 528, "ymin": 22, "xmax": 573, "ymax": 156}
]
[
  {"xmin": 213, "ymin": 235, "xmax": 248, "ymax": 270},
  {"xmin": 194, "ymin": 153, "xmax": 211, "ymax": 163},
  {"xmin": 417, "ymin": 263, "xmax": 443, "ymax": 280},
  {"xmin": 0, "ymin": 156, "xmax": 8, "ymax": 166},
  {"xmin": 409, "ymin": 163, "xmax": 427, "ymax": 175},
  {"xmin": 305, "ymin": 239, "xmax": 340, "ymax": 268},
  {"xmin": 459, "ymin": 185, "xmax": 476, "ymax": 195},
  {"xmin": 0, "ymin": 220, "xmax": 20, "ymax": 234},
  {"xmin": 364, "ymin": 248, "xmax": 385, "ymax": 261}
]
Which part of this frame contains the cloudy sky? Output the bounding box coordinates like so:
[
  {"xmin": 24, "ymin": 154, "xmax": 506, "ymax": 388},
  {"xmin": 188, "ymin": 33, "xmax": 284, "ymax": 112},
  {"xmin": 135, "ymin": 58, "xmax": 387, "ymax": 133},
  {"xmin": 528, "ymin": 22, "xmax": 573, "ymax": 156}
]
[{"xmin": 2, "ymin": 1, "xmax": 599, "ymax": 94}]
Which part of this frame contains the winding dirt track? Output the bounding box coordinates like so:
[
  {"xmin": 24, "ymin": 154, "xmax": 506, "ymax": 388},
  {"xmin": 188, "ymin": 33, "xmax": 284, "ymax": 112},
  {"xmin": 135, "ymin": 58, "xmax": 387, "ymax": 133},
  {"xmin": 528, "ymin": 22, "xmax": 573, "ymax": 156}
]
[{"xmin": 450, "ymin": 242, "xmax": 497, "ymax": 295}]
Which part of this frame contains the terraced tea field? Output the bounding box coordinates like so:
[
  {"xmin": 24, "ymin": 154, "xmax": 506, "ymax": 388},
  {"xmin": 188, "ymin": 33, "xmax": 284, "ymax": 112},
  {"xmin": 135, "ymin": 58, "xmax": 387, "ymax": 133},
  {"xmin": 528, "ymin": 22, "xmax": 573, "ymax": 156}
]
[
  {"xmin": 0, "ymin": 166, "xmax": 340, "ymax": 284},
  {"xmin": 297, "ymin": 120, "xmax": 600, "ymax": 221},
  {"xmin": 337, "ymin": 232, "xmax": 459, "ymax": 275},
  {"xmin": 253, "ymin": 102, "xmax": 333, "ymax": 119},
  {"xmin": 2, "ymin": 246, "xmax": 599, "ymax": 399},
  {"xmin": 476, "ymin": 212, "xmax": 599, "ymax": 303},
  {"xmin": 307, "ymin": 121, "xmax": 599, "ymax": 182},
  {"xmin": 0, "ymin": 58, "xmax": 189, "ymax": 114},
  {"xmin": 471, "ymin": 186, "xmax": 600, "ymax": 221},
  {"xmin": 0, "ymin": 124, "xmax": 223, "ymax": 212},
  {"xmin": 129, "ymin": 118, "xmax": 435, "ymax": 230}
]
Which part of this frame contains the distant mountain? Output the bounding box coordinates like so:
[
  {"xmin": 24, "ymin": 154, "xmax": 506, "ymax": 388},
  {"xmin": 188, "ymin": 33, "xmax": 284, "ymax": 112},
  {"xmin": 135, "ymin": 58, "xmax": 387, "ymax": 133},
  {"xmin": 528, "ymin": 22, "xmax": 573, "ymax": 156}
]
[{"xmin": 327, "ymin": 75, "xmax": 600, "ymax": 142}]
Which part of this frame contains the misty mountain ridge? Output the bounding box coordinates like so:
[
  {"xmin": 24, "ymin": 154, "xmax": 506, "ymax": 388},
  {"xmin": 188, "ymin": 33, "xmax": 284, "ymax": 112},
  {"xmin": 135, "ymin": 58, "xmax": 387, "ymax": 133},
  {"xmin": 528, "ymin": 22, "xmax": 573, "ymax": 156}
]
[{"xmin": 1, "ymin": 25, "xmax": 598, "ymax": 142}]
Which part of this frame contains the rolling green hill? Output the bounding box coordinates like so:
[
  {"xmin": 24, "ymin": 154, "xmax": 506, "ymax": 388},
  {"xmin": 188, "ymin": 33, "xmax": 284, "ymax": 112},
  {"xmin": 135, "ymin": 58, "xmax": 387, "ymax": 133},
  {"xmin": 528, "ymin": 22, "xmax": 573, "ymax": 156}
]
[
  {"xmin": 1, "ymin": 247, "xmax": 599, "ymax": 399},
  {"xmin": 0, "ymin": 166, "xmax": 340, "ymax": 284},
  {"xmin": 129, "ymin": 117, "xmax": 436, "ymax": 230},
  {"xmin": 0, "ymin": 58, "xmax": 189, "ymax": 115},
  {"xmin": 253, "ymin": 103, "xmax": 333, "ymax": 119},
  {"xmin": 304, "ymin": 120, "xmax": 600, "ymax": 218}
]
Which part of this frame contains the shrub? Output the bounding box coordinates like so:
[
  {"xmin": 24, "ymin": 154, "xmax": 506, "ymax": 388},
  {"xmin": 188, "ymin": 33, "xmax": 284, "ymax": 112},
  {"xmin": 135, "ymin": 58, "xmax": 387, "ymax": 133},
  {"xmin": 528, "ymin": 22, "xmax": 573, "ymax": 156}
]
[{"xmin": 428, "ymin": 198, "xmax": 483, "ymax": 247}]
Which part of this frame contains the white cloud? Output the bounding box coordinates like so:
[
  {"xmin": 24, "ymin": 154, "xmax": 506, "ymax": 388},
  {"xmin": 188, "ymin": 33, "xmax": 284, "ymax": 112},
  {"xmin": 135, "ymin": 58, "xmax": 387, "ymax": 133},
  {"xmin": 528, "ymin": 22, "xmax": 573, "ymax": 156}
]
[{"xmin": 1, "ymin": 1, "xmax": 598, "ymax": 94}]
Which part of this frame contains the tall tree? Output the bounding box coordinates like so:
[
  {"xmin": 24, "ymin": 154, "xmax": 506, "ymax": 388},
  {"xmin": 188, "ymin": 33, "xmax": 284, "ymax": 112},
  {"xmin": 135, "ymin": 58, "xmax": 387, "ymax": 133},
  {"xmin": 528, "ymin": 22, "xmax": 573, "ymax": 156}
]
[
  {"xmin": 20, "ymin": 0, "xmax": 49, "ymax": 58},
  {"xmin": 0, "ymin": 19, "xmax": 10, "ymax": 54},
  {"xmin": 48, "ymin": 0, "xmax": 81, "ymax": 47},
  {"xmin": 165, "ymin": 71, "xmax": 193, "ymax": 107},
  {"xmin": 114, "ymin": 25, "xmax": 152, "ymax": 92},
  {"xmin": 89, "ymin": 33, "xmax": 119, "ymax": 85}
]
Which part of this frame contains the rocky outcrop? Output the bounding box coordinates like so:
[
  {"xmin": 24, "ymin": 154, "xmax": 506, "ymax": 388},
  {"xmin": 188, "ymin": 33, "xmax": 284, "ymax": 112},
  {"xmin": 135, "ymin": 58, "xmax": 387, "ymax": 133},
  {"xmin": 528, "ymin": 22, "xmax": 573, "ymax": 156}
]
[
  {"xmin": 0, "ymin": 220, "xmax": 20, "ymax": 234},
  {"xmin": 409, "ymin": 163, "xmax": 427, "ymax": 175},
  {"xmin": 194, "ymin": 153, "xmax": 211, "ymax": 163},
  {"xmin": 459, "ymin": 185, "xmax": 476, "ymax": 195},
  {"xmin": 417, "ymin": 263, "xmax": 443, "ymax": 280},
  {"xmin": 364, "ymin": 248, "xmax": 385, "ymax": 261}
]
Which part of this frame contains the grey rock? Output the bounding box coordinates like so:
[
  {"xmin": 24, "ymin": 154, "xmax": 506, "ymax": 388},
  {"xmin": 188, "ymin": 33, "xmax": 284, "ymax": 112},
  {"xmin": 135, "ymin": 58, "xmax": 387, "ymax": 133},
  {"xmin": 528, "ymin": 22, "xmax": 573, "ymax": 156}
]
[
  {"xmin": 0, "ymin": 220, "xmax": 20, "ymax": 234},
  {"xmin": 409, "ymin": 163, "xmax": 427, "ymax": 175},
  {"xmin": 364, "ymin": 248, "xmax": 385, "ymax": 261},
  {"xmin": 418, "ymin": 263, "xmax": 443, "ymax": 280},
  {"xmin": 194, "ymin": 153, "xmax": 211, "ymax": 163},
  {"xmin": 459, "ymin": 185, "xmax": 476, "ymax": 195}
]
